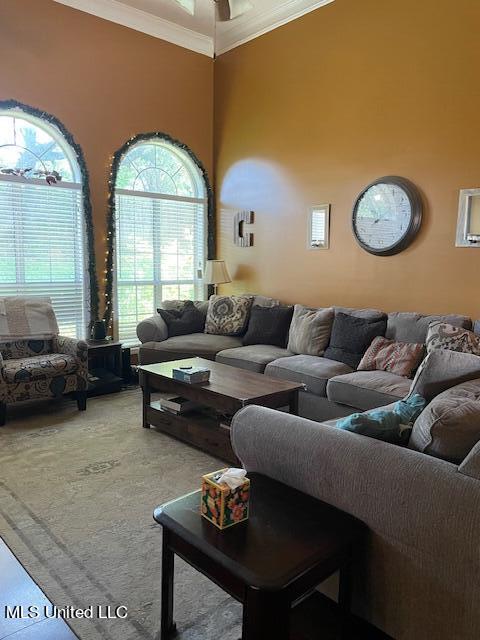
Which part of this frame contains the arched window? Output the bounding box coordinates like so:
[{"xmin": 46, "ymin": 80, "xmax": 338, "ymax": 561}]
[
  {"xmin": 114, "ymin": 138, "xmax": 208, "ymax": 343},
  {"xmin": 0, "ymin": 108, "xmax": 87, "ymax": 337}
]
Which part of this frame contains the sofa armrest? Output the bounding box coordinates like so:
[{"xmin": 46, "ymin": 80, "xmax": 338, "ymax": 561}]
[
  {"xmin": 231, "ymin": 407, "xmax": 480, "ymax": 566},
  {"xmin": 52, "ymin": 335, "xmax": 88, "ymax": 384},
  {"xmin": 459, "ymin": 441, "xmax": 480, "ymax": 480},
  {"xmin": 137, "ymin": 315, "xmax": 168, "ymax": 344},
  {"xmin": 53, "ymin": 335, "xmax": 88, "ymax": 358}
]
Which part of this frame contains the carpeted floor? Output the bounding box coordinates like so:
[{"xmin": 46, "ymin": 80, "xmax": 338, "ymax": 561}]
[{"xmin": 0, "ymin": 389, "xmax": 243, "ymax": 640}]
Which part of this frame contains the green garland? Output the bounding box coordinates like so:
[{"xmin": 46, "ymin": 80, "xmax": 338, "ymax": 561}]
[
  {"xmin": 103, "ymin": 131, "xmax": 215, "ymax": 328},
  {"xmin": 0, "ymin": 99, "xmax": 100, "ymax": 326}
]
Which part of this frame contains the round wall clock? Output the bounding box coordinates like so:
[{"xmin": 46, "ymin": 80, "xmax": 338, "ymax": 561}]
[{"xmin": 352, "ymin": 176, "xmax": 423, "ymax": 256}]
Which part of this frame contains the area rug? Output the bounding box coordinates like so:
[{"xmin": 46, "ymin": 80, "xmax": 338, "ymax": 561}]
[{"xmin": 0, "ymin": 389, "xmax": 243, "ymax": 640}]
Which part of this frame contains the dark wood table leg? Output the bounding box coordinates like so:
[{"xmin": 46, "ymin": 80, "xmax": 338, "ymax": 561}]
[
  {"xmin": 160, "ymin": 528, "xmax": 176, "ymax": 639},
  {"xmin": 114, "ymin": 345, "xmax": 123, "ymax": 378},
  {"xmin": 338, "ymin": 555, "xmax": 353, "ymax": 639},
  {"xmin": 141, "ymin": 371, "xmax": 151, "ymax": 429},
  {"xmin": 242, "ymin": 587, "xmax": 290, "ymax": 640},
  {"xmin": 288, "ymin": 390, "xmax": 299, "ymax": 415}
]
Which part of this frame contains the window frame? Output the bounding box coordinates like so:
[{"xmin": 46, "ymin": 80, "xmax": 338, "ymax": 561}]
[
  {"xmin": 0, "ymin": 102, "xmax": 97, "ymax": 338},
  {"xmin": 110, "ymin": 135, "xmax": 213, "ymax": 345}
]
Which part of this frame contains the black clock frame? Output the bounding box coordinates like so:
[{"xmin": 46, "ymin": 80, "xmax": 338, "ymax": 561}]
[{"xmin": 352, "ymin": 175, "xmax": 423, "ymax": 256}]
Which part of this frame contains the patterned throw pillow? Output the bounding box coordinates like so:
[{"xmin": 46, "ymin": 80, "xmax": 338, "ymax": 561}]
[
  {"xmin": 204, "ymin": 295, "xmax": 253, "ymax": 336},
  {"xmin": 358, "ymin": 336, "xmax": 425, "ymax": 378},
  {"xmin": 426, "ymin": 322, "xmax": 480, "ymax": 356}
]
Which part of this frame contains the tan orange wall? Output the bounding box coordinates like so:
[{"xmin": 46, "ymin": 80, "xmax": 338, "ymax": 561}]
[
  {"xmin": 0, "ymin": 0, "xmax": 213, "ymax": 313},
  {"xmin": 214, "ymin": 0, "xmax": 480, "ymax": 319}
]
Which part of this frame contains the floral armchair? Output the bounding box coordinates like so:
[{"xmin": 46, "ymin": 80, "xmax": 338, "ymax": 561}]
[{"xmin": 0, "ymin": 335, "xmax": 88, "ymax": 425}]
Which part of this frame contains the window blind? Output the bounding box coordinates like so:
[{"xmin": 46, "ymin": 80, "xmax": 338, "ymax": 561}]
[
  {"xmin": 115, "ymin": 191, "xmax": 206, "ymax": 344},
  {"xmin": 0, "ymin": 177, "xmax": 86, "ymax": 338}
]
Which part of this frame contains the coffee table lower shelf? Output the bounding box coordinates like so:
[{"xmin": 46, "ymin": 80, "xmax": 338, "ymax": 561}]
[{"xmin": 146, "ymin": 401, "xmax": 239, "ymax": 464}]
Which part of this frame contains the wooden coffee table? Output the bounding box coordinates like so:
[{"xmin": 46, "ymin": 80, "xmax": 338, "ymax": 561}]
[
  {"xmin": 139, "ymin": 357, "xmax": 304, "ymax": 463},
  {"xmin": 153, "ymin": 473, "xmax": 366, "ymax": 640}
]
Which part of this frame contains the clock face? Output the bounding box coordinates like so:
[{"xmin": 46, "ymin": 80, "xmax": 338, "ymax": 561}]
[{"xmin": 352, "ymin": 177, "xmax": 422, "ymax": 256}]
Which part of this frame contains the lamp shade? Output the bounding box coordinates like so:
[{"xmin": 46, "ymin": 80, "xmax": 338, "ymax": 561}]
[{"xmin": 204, "ymin": 260, "xmax": 232, "ymax": 285}]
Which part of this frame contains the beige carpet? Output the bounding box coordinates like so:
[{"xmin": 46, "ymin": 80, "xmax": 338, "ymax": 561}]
[{"xmin": 0, "ymin": 389, "xmax": 243, "ymax": 640}]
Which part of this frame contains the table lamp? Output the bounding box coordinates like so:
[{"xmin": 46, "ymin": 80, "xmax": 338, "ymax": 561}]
[{"xmin": 204, "ymin": 260, "xmax": 232, "ymax": 295}]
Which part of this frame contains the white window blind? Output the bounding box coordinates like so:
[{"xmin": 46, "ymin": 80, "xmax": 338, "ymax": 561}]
[
  {"xmin": 114, "ymin": 140, "xmax": 207, "ymax": 345},
  {"xmin": 0, "ymin": 177, "xmax": 86, "ymax": 338},
  {"xmin": 115, "ymin": 192, "xmax": 206, "ymax": 343}
]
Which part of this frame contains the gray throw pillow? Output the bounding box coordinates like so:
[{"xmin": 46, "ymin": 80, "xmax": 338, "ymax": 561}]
[
  {"xmin": 287, "ymin": 305, "xmax": 334, "ymax": 356},
  {"xmin": 158, "ymin": 301, "xmax": 205, "ymax": 337},
  {"xmin": 324, "ymin": 312, "xmax": 387, "ymax": 369},
  {"xmin": 158, "ymin": 300, "xmax": 209, "ymax": 317},
  {"xmin": 409, "ymin": 380, "xmax": 480, "ymax": 463},
  {"xmin": 204, "ymin": 295, "xmax": 253, "ymax": 336},
  {"xmin": 407, "ymin": 350, "xmax": 480, "ymax": 403}
]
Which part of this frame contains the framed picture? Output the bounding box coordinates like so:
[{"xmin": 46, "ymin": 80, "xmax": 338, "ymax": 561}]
[
  {"xmin": 456, "ymin": 188, "xmax": 480, "ymax": 247},
  {"xmin": 308, "ymin": 204, "xmax": 330, "ymax": 250}
]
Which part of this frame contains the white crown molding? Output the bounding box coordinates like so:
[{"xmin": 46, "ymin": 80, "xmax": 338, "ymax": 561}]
[
  {"xmin": 215, "ymin": 0, "xmax": 335, "ymax": 55},
  {"xmin": 53, "ymin": 0, "xmax": 214, "ymax": 57},
  {"xmin": 53, "ymin": 0, "xmax": 335, "ymax": 58}
]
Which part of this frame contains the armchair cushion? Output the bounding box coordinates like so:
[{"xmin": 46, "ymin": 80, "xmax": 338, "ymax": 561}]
[
  {"xmin": 4, "ymin": 353, "xmax": 78, "ymax": 383},
  {"xmin": 0, "ymin": 339, "xmax": 53, "ymax": 359}
]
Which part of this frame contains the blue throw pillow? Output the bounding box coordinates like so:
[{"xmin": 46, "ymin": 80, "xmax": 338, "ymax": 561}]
[{"xmin": 336, "ymin": 394, "xmax": 426, "ymax": 445}]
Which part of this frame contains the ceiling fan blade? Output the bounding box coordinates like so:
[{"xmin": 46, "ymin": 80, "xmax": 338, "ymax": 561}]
[
  {"xmin": 173, "ymin": 0, "xmax": 195, "ymax": 15},
  {"xmin": 227, "ymin": 0, "xmax": 253, "ymax": 19}
]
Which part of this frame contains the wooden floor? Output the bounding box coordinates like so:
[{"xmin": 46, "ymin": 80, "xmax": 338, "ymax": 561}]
[
  {"xmin": 0, "ymin": 539, "xmax": 78, "ymax": 640},
  {"xmin": 0, "ymin": 536, "xmax": 389, "ymax": 640}
]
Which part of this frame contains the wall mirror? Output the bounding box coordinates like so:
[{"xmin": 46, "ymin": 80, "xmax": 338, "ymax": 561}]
[
  {"xmin": 456, "ymin": 189, "xmax": 480, "ymax": 247},
  {"xmin": 308, "ymin": 204, "xmax": 330, "ymax": 249}
]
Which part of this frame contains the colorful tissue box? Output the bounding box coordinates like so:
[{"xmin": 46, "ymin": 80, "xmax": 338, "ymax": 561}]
[{"xmin": 201, "ymin": 469, "xmax": 250, "ymax": 530}]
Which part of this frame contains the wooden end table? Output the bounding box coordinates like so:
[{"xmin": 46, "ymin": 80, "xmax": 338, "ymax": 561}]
[
  {"xmin": 153, "ymin": 474, "xmax": 366, "ymax": 640},
  {"xmin": 139, "ymin": 358, "xmax": 304, "ymax": 464},
  {"xmin": 86, "ymin": 340, "xmax": 123, "ymax": 397}
]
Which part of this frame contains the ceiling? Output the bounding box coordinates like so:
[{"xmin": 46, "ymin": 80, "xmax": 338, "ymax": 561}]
[
  {"xmin": 54, "ymin": 0, "xmax": 335, "ymax": 57},
  {"xmin": 121, "ymin": 0, "xmax": 215, "ymax": 36}
]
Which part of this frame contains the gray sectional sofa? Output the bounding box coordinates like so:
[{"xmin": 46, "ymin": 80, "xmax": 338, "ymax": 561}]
[
  {"xmin": 138, "ymin": 298, "xmax": 480, "ymax": 638},
  {"xmin": 137, "ymin": 297, "xmax": 472, "ymax": 422},
  {"xmin": 230, "ymin": 403, "xmax": 480, "ymax": 640}
]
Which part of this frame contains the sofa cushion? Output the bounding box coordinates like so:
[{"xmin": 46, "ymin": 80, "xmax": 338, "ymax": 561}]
[
  {"xmin": 216, "ymin": 345, "xmax": 292, "ymax": 373},
  {"xmin": 287, "ymin": 306, "xmax": 334, "ymax": 356},
  {"xmin": 409, "ymin": 380, "xmax": 480, "ymax": 463},
  {"xmin": 426, "ymin": 322, "xmax": 480, "ymax": 356},
  {"xmin": 138, "ymin": 334, "xmax": 243, "ymax": 364},
  {"xmin": 386, "ymin": 312, "xmax": 471, "ymax": 343},
  {"xmin": 333, "ymin": 306, "xmax": 386, "ymax": 321},
  {"xmin": 243, "ymin": 305, "xmax": 294, "ymax": 347},
  {"xmin": 324, "ymin": 312, "xmax": 387, "ymax": 368},
  {"xmin": 246, "ymin": 294, "xmax": 280, "ymax": 308},
  {"xmin": 4, "ymin": 353, "xmax": 77, "ymax": 382},
  {"xmin": 204, "ymin": 295, "xmax": 253, "ymax": 336},
  {"xmin": 327, "ymin": 370, "xmax": 412, "ymax": 410},
  {"xmin": 265, "ymin": 355, "xmax": 353, "ymax": 397},
  {"xmin": 408, "ymin": 350, "xmax": 480, "ymax": 403},
  {"xmin": 0, "ymin": 339, "xmax": 53, "ymax": 360}
]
